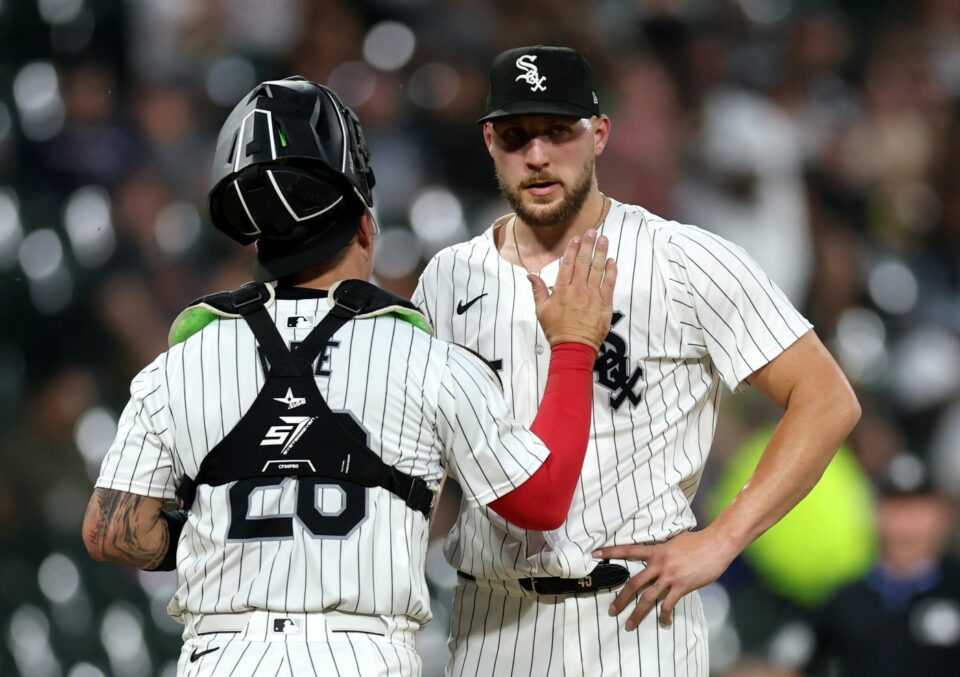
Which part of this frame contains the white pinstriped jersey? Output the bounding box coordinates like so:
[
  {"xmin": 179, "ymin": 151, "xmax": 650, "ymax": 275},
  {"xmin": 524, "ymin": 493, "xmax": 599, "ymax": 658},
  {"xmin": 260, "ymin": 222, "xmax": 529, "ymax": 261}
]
[
  {"xmin": 95, "ymin": 286, "xmax": 550, "ymax": 626},
  {"xmin": 413, "ymin": 199, "xmax": 812, "ymax": 580}
]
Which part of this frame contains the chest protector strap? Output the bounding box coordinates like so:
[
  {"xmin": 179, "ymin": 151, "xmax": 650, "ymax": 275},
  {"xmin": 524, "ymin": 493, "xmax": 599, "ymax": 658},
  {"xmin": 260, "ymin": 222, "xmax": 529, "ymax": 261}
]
[{"xmin": 175, "ymin": 281, "xmax": 435, "ymax": 517}]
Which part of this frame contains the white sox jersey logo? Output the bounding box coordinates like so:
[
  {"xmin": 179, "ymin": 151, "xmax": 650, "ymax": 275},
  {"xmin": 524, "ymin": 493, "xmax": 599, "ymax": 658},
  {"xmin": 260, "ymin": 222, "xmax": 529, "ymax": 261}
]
[
  {"xmin": 515, "ymin": 54, "xmax": 547, "ymax": 92},
  {"xmin": 594, "ymin": 311, "xmax": 643, "ymax": 410},
  {"xmin": 261, "ymin": 415, "xmax": 316, "ymax": 455}
]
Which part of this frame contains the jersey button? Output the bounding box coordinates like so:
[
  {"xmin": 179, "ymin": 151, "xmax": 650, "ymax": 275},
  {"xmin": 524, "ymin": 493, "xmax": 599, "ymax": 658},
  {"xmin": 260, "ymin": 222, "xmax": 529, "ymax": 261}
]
[{"xmin": 535, "ymin": 344, "xmax": 544, "ymax": 355}]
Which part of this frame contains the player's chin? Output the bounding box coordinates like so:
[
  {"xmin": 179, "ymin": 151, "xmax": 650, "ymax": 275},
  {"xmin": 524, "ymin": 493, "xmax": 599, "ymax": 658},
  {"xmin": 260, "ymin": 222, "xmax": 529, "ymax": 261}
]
[
  {"xmin": 523, "ymin": 197, "xmax": 569, "ymax": 223},
  {"xmin": 520, "ymin": 188, "xmax": 565, "ymax": 210}
]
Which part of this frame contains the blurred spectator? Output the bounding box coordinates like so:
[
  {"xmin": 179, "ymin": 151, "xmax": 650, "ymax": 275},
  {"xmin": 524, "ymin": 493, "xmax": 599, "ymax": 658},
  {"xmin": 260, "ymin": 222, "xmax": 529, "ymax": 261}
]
[
  {"xmin": 679, "ymin": 85, "xmax": 813, "ymax": 305},
  {"xmin": 807, "ymin": 454, "xmax": 960, "ymax": 676}
]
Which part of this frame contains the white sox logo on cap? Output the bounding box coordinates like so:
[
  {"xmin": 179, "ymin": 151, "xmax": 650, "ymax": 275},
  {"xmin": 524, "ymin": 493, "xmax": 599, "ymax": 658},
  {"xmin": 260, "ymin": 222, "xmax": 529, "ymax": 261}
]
[{"xmin": 515, "ymin": 55, "xmax": 547, "ymax": 92}]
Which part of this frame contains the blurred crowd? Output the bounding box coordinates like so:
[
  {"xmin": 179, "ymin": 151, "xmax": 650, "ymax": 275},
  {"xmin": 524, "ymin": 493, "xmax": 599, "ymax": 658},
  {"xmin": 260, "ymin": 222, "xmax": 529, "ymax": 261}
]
[{"xmin": 2, "ymin": 0, "xmax": 960, "ymax": 675}]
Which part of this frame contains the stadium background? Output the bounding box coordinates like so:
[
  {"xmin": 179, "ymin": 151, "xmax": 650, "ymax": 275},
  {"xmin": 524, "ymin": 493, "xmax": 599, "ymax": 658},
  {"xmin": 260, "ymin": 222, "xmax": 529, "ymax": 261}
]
[{"xmin": 2, "ymin": 0, "xmax": 960, "ymax": 675}]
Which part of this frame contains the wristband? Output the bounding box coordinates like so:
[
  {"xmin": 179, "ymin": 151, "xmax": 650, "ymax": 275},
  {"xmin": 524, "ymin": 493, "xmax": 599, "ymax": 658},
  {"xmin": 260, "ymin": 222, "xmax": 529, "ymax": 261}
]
[{"xmin": 148, "ymin": 510, "xmax": 188, "ymax": 572}]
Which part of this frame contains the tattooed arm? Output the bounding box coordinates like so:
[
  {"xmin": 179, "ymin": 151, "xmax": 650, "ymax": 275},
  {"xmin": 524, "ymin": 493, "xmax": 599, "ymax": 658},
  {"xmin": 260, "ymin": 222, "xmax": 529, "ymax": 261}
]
[{"xmin": 82, "ymin": 488, "xmax": 171, "ymax": 570}]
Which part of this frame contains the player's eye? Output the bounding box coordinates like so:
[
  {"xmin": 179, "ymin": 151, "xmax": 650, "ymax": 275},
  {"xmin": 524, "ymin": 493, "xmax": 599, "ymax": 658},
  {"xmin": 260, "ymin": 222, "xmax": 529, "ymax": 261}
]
[
  {"xmin": 498, "ymin": 127, "xmax": 529, "ymax": 148},
  {"xmin": 548, "ymin": 126, "xmax": 573, "ymax": 141},
  {"xmin": 501, "ymin": 128, "xmax": 522, "ymax": 140}
]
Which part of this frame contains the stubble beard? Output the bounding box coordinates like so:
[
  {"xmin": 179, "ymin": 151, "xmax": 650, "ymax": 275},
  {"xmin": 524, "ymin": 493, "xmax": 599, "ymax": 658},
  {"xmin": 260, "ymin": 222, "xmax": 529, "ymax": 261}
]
[{"xmin": 497, "ymin": 157, "xmax": 596, "ymax": 228}]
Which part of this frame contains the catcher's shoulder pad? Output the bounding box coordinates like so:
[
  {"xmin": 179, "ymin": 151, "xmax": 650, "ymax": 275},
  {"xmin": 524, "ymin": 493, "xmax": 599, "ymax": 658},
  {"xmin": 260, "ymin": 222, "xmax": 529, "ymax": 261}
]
[
  {"xmin": 168, "ymin": 282, "xmax": 276, "ymax": 346},
  {"xmin": 329, "ymin": 279, "xmax": 433, "ymax": 335}
]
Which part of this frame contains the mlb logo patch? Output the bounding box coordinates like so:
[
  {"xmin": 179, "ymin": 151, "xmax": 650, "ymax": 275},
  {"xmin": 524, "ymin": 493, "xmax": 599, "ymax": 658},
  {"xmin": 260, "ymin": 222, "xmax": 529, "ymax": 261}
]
[
  {"xmin": 273, "ymin": 618, "xmax": 301, "ymax": 634},
  {"xmin": 287, "ymin": 315, "xmax": 313, "ymax": 328}
]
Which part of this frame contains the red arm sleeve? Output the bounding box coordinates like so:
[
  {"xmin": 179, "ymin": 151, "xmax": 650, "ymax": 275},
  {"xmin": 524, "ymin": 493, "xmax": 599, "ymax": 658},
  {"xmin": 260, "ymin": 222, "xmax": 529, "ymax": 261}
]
[{"xmin": 488, "ymin": 342, "xmax": 595, "ymax": 530}]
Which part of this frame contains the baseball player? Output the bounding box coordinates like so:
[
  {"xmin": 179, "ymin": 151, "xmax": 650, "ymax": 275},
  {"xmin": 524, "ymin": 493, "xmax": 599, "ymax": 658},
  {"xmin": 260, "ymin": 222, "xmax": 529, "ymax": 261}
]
[
  {"xmin": 412, "ymin": 46, "xmax": 861, "ymax": 676},
  {"xmin": 81, "ymin": 77, "xmax": 618, "ymax": 676}
]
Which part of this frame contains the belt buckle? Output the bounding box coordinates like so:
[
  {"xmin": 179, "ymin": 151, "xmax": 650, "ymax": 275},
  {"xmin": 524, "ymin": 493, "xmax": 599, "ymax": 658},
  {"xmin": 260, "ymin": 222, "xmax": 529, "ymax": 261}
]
[{"xmin": 527, "ymin": 577, "xmax": 542, "ymax": 594}]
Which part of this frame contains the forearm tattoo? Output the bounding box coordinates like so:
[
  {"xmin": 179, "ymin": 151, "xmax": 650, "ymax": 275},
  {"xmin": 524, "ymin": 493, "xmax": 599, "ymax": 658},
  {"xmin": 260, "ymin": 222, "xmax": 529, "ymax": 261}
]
[{"xmin": 87, "ymin": 488, "xmax": 168, "ymax": 569}]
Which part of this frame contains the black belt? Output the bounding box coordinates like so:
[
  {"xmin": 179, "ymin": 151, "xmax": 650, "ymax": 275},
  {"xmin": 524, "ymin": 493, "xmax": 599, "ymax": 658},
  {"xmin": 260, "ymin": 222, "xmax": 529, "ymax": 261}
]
[{"xmin": 458, "ymin": 562, "xmax": 630, "ymax": 595}]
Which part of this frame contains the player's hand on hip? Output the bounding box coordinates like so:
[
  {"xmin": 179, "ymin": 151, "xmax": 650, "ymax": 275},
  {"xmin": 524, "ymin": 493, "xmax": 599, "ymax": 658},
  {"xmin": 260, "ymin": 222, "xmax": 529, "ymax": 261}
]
[
  {"xmin": 530, "ymin": 229, "xmax": 616, "ymax": 351},
  {"xmin": 593, "ymin": 528, "xmax": 738, "ymax": 629}
]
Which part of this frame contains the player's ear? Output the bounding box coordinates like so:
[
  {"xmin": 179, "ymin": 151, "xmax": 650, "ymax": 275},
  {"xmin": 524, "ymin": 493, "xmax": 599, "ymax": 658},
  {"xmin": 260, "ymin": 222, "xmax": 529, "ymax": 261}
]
[
  {"xmin": 593, "ymin": 115, "xmax": 611, "ymax": 156},
  {"xmin": 483, "ymin": 122, "xmax": 495, "ymax": 155},
  {"xmin": 357, "ymin": 210, "xmax": 374, "ymax": 249}
]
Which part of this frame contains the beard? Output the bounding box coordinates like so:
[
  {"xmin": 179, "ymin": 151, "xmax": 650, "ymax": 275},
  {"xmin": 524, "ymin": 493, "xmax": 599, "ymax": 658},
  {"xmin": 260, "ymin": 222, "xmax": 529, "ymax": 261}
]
[{"xmin": 496, "ymin": 157, "xmax": 595, "ymax": 228}]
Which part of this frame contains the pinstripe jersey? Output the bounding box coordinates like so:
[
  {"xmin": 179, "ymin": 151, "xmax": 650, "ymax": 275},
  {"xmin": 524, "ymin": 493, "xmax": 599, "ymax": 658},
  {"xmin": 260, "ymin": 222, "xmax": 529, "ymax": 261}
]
[
  {"xmin": 95, "ymin": 285, "xmax": 549, "ymax": 626},
  {"xmin": 412, "ymin": 199, "xmax": 812, "ymax": 580}
]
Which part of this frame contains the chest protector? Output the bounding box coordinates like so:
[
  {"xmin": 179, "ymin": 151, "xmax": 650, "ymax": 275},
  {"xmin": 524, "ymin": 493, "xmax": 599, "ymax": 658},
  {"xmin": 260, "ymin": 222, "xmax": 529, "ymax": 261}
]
[{"xmin": 174, "ymin": 280, "xmax": 435, "ymax": 518}]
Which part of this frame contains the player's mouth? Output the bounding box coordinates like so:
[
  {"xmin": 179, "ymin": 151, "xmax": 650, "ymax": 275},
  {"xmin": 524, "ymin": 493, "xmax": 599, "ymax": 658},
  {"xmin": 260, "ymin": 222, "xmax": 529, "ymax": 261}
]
[{"xmin": 523, "ymin": 180, "xmax": 562, "ymax": 197}]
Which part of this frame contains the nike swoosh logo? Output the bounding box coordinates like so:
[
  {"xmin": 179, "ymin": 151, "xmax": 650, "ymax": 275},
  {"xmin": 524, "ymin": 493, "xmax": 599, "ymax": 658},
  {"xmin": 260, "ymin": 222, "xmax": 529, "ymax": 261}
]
[
  {"xmin": 190, "ymin": 647, "xmax": 220, "ymax": 662},
  {"xmin": 456, "ymin": 293, "xmax": 487, "ymax": 315}
]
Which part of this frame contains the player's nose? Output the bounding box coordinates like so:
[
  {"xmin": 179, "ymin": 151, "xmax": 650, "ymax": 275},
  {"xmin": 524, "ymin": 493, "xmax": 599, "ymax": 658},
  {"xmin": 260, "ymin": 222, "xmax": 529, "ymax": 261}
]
[{"xmin": 524, "ymin": 137, "xmax": 550, "ymax": 169}]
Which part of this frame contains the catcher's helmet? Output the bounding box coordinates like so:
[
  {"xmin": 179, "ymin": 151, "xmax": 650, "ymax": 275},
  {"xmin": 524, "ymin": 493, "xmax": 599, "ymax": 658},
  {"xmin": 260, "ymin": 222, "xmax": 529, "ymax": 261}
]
[{"xmin": 208, "ymin": 76, "xmax": 376, "ymax": 281}]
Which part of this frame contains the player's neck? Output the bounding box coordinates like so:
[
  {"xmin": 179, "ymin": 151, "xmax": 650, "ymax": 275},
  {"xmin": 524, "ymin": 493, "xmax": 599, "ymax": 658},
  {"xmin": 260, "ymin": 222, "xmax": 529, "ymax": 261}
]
[
  {"xmin": 508, "ymin": 188, "xmax": 609, "ymax": 272},
  {"xmin": 282, "ymin": 246, "xmax": 373, "ymax": 291}
]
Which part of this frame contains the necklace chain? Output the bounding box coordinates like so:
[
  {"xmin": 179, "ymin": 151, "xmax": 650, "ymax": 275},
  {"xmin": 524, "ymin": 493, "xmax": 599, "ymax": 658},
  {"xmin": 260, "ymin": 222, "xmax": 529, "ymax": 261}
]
[{"xmin": 512, "ymin": 192, "xmax": 608, "ymax": 276}]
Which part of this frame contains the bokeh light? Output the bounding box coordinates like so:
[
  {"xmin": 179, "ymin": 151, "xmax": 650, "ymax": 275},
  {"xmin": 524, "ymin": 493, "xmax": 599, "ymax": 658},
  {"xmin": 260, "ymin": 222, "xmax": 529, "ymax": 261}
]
[
  {"xmin": 13, "ymin": 61, "xmax": 64, "ymax": 141},
  {"xmin": 892, "ymin": 326, "xmax": 960, "ymax": 410},
  {"xmin": 409, "ymin": 186, "xmax": 468, "ymax": 255},
  {"xmin": 7, "ymin": 605, "xmax": 60, "ymax": 677},
  {"xmin": 37, "ymin": 552, "xmax": 81, "ymax": 604},
  {"xmin": 408, "ymin": 63, "xmax": 460, "ymax": 110},
  {"xmin": 100, "ymin": 603, "xmax": 151, "ymax": 677},
  {"xmin": 868, "ymin": 259, "xmax": 919, "ymax": 316},
  {"xmin": 38, "ymin": 0, "xmax": 84, "ymax": 25},
  {"xmin": 29, "ymin": 265, "xmax": 74, "ymax": 315},
  {"xmin": 363, "ymin": 21, "xmax": 416, "ymax": 72},
  {"xmin": 911, "ymin": 599, "xmax": 960, "ymax": 647},
  {"xmin": 0, "ymin": 188, "xmax": 23, "ymax": 269},
  {"xmin": 768, "ymin": 620, "xmax": 816, "ymax": 669},
  {"xmin": 67, "ymin": 664, "xmax": 107, "ymax": 677},
  {"xmin": 65, "ymin": 186, "xmax": 115, "ymax": 268},
  {"xmin": 327, "ymin": 61, "xmax": 378, "ymax": 109},
  {"xmin": 206, "ymin": 57, "xmax": 258, "ymax": 108},
  {"xmin": 709, "ymin": 621, "xmax": 741, "ymax": 673},
  {"xmin": 155, "ymin": 202, "xmax": 202, "ymax": 257},
  {"xmin": 74, "ymin": 406, "xmax": 118, "ymax": 478},
  {"xmin": 373, "ymin": 228, "xmax": 422, "ymax": 279},
  {"xmin": 834, "ymin": 307, "xmax": 888, "ymax": 384},
  {"xmin": 738, "ymin": 0, "xmax": 792, "ymax": 24},
  {"xmin": 19, "ymin": 228, "xmax": 63, "ymax": 280}
]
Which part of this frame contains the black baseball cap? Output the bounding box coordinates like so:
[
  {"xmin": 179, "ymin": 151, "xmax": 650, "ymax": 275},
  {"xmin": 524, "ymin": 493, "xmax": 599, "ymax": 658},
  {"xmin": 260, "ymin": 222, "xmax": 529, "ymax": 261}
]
[{"xmin": 478, "ymin": 46, "xmax": 600, "ymax": 123}]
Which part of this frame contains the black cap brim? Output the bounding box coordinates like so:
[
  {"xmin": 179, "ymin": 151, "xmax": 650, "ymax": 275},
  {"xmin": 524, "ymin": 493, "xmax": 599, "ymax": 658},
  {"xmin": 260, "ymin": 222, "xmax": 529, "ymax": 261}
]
[{"xmin": 478, "ymin": 100, "xmax": 598, "ymax": 124}]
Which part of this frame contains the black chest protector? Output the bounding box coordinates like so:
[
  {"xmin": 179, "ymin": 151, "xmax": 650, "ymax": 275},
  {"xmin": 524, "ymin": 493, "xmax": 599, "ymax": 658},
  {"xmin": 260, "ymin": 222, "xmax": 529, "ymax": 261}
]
[{"xmin": 175, "ymin": 281, "xmax": 434, "ymax": 520}]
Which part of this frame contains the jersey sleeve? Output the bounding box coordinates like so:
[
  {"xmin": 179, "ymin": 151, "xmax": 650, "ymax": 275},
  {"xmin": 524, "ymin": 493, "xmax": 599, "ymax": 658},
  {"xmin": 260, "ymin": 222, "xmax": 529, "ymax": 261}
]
[
  {"xmin": 434, "ymin": 344, "xmax": 549, "ymax": 507},
  {"xmin": 669, "ymin": 226, "xmax": 813, "ymax": 392},
  {"xmin": 95, "ymin": 355, "xmax": 178, "ymax": 500},
  {"xmin": 410, "ymin": 257, "xmax": 437, "ymax": 329}
]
